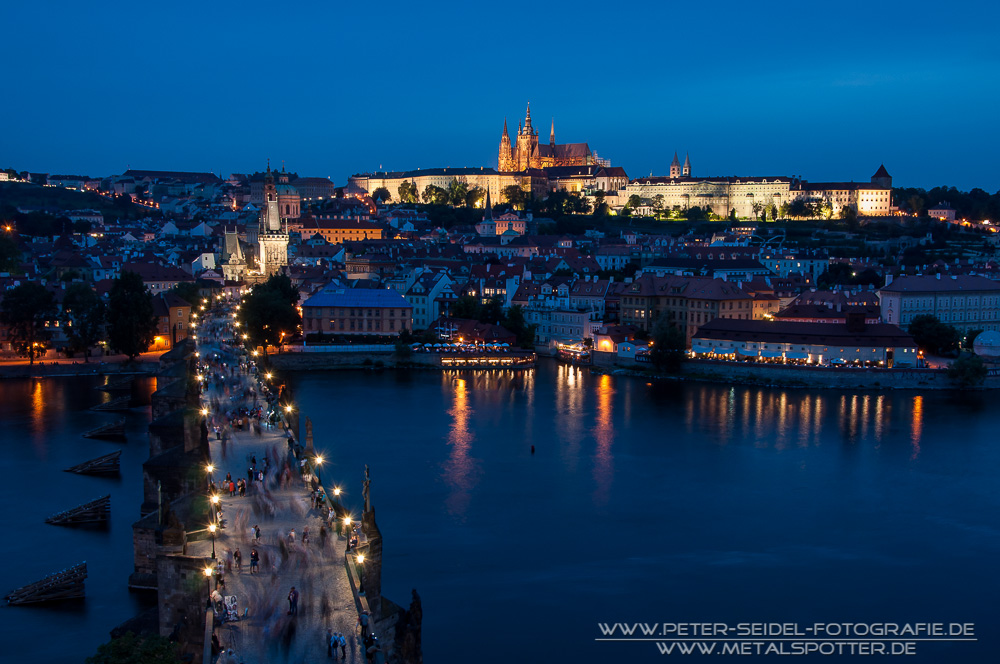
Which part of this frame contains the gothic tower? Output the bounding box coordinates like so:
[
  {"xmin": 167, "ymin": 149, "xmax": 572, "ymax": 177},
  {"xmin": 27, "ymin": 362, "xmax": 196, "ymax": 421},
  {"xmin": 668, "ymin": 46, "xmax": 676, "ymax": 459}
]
[
  {"xmin": 550, "ymin": 118, "xmax": 555, "ymax": 148},
  {"xmin": 498, "ymin": 118, "xmax": 515, "ymax": 172},
  {"xmin": 257, "ymin": 164, "xmax": 289, "ymax": 276},
  {"xmin": 669, "ymin": 152, "xmax": 681, "ymax": 178},
  {"xmin": 516, "ymin": 102, "xmax": 539, "ymax": 171},
  {"xmin": 682, "ymin": 153, "xmax": 691, "ymax": 177}
]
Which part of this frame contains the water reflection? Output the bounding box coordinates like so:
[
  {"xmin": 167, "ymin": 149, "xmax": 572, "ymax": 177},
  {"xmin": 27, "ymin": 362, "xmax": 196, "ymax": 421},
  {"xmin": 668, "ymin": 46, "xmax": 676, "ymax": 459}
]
[
  {"xmin": 441, "ymin": 377, "xmax": 481, "ymax": 519},
  {"xmin": 555, "ymin": 365, "xmax": 584, "ymax": 471},
  {"xmin": 591, "ymin": 374, "xmax": 614, "ymax": 506},
  {"xmin": 911, "ymin": 395, "xmax": 923, "ymax": 460}
]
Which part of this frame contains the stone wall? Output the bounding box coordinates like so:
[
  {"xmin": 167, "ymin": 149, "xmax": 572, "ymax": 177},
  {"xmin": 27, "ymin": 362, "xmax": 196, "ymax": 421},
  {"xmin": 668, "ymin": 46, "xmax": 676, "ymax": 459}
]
[{"xmin": 156, "ymin": 555, "xmax": 211, "ymax": 664}]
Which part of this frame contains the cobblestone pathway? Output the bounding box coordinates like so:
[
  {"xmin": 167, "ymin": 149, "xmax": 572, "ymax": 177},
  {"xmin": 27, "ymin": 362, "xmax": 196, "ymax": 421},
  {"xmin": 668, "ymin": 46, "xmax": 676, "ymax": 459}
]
[{"xmin": 190, "ymin": 329, "xmax": 368, "ymax": 664}]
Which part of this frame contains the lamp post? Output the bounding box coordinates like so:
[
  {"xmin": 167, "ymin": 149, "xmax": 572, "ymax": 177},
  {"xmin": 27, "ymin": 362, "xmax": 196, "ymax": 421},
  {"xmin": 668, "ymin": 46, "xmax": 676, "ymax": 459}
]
[
  {"xmin": 210, "ymin": 494, "xmax": 220, "ymax": 527},
  {"xmin": 209, "ymin": 523, "xmax": 217, "ymax": 559},
  {"xmin": 357, "ymin": 553, "xmax": 365, "ymax": 594},
  {"xmin": 206, "ymin": 464, "xmax": 214, "ymax": 490},
  {"xmin": 314, "ymin": 455, "xmax": 324, "ymax": 487},
  {"xmin": 204, "ymin": 566, "xmax": 214, "ymax": 609},
  {"xmin": 342, "ymin": 516, "xmax": 351, "ymax": 543}
]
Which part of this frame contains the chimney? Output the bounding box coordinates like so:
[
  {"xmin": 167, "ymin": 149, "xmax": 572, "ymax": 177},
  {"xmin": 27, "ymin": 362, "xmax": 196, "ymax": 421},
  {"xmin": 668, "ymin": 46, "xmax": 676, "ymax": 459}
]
[
  {"xmin": 936, "ymin": 273, "xmax": 941, "ymax": 280},
  {"xmin": 884, "ymin": 273, "xmax": 893, "ymax": 287}
]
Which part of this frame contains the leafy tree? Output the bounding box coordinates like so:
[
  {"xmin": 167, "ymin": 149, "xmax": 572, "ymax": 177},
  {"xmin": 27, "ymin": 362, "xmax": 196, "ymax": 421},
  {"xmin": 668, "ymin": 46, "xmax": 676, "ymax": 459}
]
[
  {"xmin": 501, "ymin": 185, "xmax": 527, "ymax": 210},
  {"xmin": 466, "ymin": 186, "xmax": 485, "ymax": 209},
  {"xmin": 447, "ymin": 179, "xmax": 469, "ymax": 207},
  {"xmin": 397, "ymin": 181, "xmax": 418, "ymax": 204},
  {"xmin": 652, "ymin": 194, "xmax": 665, "ymax": 217},
  {"xmin": 168, "ymin": 282, "xmax": 200, "ymax": 308},
  {"xmin": 86, "ymin": 631, "xmax": 182, "ymax": 664},
  {"xmin": 107, "ymin": 271, "xmax": 157, "ymax": 361},
  {"xmin": 62, "ymin": 283, "xmax": 106, "ymax": 361},
  {"xmin": 649, "ymin": 315, "xmax": 687, "ymax": 373},
  {"xmin": 371, "ymin": 186, "xmax": 391, "ymax": 203},
  {"xmin": 963, "ymin": 329, "xmax": 984, "ymax": 350},
  {"xmin": 450, "ymin": 295, "xmax": 481, "ymax": 320},
  {"xmin": 238, "ymin": 275, "xmax": 300, "ymax": 355},
  {"xmin": 594, "ymin": 202, "xmax": 611, "ymax": 216},
  {"xmin": 421, "ymin": 184, "xmax": 448, "ymax": 205},
  {"xmin": 907, "ymin": 195, "xmax": 925, "ymax": 217},
  {"xmin": 0, "ymin": 282, "xmax": 56, "ymax": 364},
  {"xmin": 501, "ymin": 304, "xmax": 536, "ymax": 348},
  {"xmin": 625, "ymin": 194, "xmax": 643, "ymax": 210},
  {"xmin": 480, "ymin": 295, "xmax": 504, "ymax": 324},
  {"xmin": 908, "ymin": 314, "xmax": 960, "ymax": 356},
  {"xmin": 769, "ymin": 204, "xmax": 779, "ymax": 222},
  {"xmin": 565, "ymin": 193, "xmax": 591, "ymax": 214},
  {"xmin": 685, "ymin": 205, "xmax": 708, "ymax": 222},
  {"xmin": 948, "ymin": 354, "xmax": 987, "ymax": 388},
  {"xmin": 0, "ymin": 233, "xmax": 19, "ymax": 271}
]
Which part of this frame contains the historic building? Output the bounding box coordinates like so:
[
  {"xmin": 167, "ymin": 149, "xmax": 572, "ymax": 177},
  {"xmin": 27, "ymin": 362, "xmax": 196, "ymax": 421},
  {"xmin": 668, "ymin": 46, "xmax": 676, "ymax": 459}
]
[
  {"xmin": 219, "ymin": 227, "xmax": 247, "ymax": 282},
  {"xmin": 257, "ymin": 168, "xmax": 289, "ymax": 277},
  {"xmin": 878, "ymin": 274, "xmax": 1000, "ymax": 333},
  {"xmin": 498, "ymin": 103, "xmax": 595, "ymax": 172},
  {"xmin": 349, "ymin": 167, "xmax": 548, "ymax": 205},
  {"xmin": 249, "ymin": 165, "xmax": 301, "ymax": 218},
  {"xmin": 625, "ymin": 163, "xmax": 893, "ymax": 219}
]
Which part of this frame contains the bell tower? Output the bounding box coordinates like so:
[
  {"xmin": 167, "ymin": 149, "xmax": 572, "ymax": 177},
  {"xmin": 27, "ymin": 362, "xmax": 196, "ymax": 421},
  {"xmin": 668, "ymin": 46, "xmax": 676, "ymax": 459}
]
[{"xmin": 498, "ymin": 118, "xmax": 515, "ymax": 172}]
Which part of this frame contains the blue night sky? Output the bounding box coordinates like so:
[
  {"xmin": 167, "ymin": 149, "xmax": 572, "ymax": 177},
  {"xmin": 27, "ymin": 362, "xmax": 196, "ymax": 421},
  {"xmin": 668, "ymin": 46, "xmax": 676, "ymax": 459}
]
[{"xmin": 2, "ymin": 1, "xmax": 998, "ymax": 191}]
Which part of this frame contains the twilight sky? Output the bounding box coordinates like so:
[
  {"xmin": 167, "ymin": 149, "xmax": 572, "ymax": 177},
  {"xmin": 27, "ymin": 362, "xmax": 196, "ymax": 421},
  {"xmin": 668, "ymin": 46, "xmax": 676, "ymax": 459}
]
[{"xmin": 2, "ymin": 1, "xmax": 998, "ymax": 191}]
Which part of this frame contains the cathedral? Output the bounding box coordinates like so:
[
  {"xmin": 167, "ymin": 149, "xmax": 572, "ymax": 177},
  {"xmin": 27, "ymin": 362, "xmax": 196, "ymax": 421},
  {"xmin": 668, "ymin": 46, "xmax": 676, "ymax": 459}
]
[{"xmin": 497, "ymin": 103, "xmax": 594, "ymax": 172}]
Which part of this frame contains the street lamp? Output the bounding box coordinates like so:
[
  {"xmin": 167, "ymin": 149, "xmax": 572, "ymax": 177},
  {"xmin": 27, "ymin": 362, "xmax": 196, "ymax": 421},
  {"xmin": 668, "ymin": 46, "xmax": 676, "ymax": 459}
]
[
  {"xmin": 209, "ymin": 523, "xmax": 217, "ymax": 559},
  {"xmin": 206, "ymin": 464, "xmax": 214, "ymax": 489},
  {"xmin": 314, "ymin": 455, "xmax": 324, "ymax": 486},
  {"xmin": 357, "ymin": 553, "xmax": 366, "ymax": 594},
  {"xmin": 204, "ymin": 566, "xmax": 214, "ymax": 608},
  {"xmin": 210, "ymin": 494, "xmax": 220, "ymax": 526}
]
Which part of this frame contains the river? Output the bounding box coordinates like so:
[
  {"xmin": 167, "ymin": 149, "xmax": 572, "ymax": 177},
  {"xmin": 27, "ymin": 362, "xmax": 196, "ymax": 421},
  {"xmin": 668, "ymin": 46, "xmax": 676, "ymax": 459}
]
[
  {"xmin": 290, "ymin": 361, "xmax": 998, "ymax": 662},
  {"xmin": 1, "ymin": 364, "xmax": 997, "ymax": 662}
]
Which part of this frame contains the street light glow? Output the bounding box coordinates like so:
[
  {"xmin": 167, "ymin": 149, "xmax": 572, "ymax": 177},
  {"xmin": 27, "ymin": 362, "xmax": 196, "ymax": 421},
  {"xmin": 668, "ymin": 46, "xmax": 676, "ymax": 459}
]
[
  {"xmin": 209, "ymin": 523, "xmax": 216, "ymax": 534},
  {"xmin": 204, "ymin": 567, "xmax": 213, "ymax": 577},
  {"xmin": 207, "ymin": 464, "xmax": 214, "ymax": 473},
  {"xmin": 357, "ymin": 554, "xmax": 365, "ymax": 564}
]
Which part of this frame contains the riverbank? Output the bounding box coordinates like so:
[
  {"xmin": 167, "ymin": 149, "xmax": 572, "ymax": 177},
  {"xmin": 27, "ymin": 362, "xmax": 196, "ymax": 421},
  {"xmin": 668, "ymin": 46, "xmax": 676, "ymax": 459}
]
[
  {"xmin": 589, "ymin": 352, "xmax": 995, "ymax": 390},
  {"xmin": 0, "ymin": 359, "xmax": 160, "ymax": 379}
]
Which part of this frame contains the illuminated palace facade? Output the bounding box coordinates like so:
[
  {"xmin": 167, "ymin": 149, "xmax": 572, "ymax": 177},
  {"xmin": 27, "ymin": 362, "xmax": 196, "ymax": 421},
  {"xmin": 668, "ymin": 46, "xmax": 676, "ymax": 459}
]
[{"xmin": 625, "ymin": 161, "xmax": 893, "ymax": 218}]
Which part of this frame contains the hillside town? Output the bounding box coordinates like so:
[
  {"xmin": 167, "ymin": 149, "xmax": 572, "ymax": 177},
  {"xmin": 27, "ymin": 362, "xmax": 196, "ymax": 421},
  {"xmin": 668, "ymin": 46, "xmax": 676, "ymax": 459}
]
[{"xmin": 3, "ymin": 120, "xmax": 1000, "ymax": 384}]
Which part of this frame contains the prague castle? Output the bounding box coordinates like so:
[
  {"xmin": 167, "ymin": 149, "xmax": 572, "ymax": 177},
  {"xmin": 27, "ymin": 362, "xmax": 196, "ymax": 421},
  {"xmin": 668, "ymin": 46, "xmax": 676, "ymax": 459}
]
[{"xmin": 498, "ymin": 103, "xmax": 596, "ymax": 172}]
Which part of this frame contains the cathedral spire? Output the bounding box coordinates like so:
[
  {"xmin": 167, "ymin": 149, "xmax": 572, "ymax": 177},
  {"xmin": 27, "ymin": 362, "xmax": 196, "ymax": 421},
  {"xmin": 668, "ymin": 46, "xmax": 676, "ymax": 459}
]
[
  {"xmin": 266, "ymin": 158, "xmax": 271, "ymax": 173},
  {"xmin": 524, "ymin": 102, "xmax": 532, "ymax": 132},
  {"xmin": 550, "ymin": 118, "xmax": 555, "ymax": 147},
  {"xmin": 683, "ymin": 152, "xmax": 691, "ymax": 177},
  {"xmin": 484, "ymin": 186, "xmax": 493, "ymax": 220},
  {"xmin": 502, "ymin": 117, "xmax": 509, "ymax": 139}
]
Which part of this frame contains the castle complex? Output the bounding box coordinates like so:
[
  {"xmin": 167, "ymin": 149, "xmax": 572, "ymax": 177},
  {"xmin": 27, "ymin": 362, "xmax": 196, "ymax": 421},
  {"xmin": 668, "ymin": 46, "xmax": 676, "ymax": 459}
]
[{"xmin": 497, "ymin": 103, "xmax": 596, "ymax": 172}]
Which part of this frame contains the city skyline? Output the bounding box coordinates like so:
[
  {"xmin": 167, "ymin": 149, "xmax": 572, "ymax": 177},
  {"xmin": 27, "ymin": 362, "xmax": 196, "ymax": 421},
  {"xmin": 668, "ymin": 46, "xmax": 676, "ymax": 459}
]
[{"xmin": 2, "ymin": 1, "xmax": 998, "ymax": 191}]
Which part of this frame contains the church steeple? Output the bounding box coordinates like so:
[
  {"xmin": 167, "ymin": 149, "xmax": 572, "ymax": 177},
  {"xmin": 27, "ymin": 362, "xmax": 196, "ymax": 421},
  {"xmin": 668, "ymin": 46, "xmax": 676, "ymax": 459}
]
[
  {"xmin": 550, "ymin": 118, "xmax": 555, "ymax": 147},
  {"xmin": 484, "ymin": 186, "xmax": 493, "ymax": 220},
  {"xmin": 670, "ymin": 152, "xmax": 681, "ymax": 178},
  {"xmin": 682, "ymin": 153, "xmax": 691, "ymax": 177},
  {"xmin": 524, "ymin": 102, "xmax": 534, "ymax": 135}
]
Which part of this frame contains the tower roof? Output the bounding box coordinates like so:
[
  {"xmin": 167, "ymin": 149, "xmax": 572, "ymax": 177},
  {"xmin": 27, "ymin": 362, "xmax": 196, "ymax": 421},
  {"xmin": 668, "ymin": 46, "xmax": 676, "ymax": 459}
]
[
  {"xmin": 872, "ymin": 164, "xmax": 891, "ymax": 179},
  {"xmin": 670, "ymin": 152, "xmax": 680, "ymax": 167},
  {"xmin": 550, "ymin": 118, "xmax": 555, "ymax": 144},
  {"xmin": 484, "ymin": 186, "xmax": 493, "ymax": 221},
  {"xmin": 683, "ymin": 153, "xmax": 690, "ymax": 168},
  {"xmin": 502, "ymin": 117, "xmax": 509, "ymax": 138}
]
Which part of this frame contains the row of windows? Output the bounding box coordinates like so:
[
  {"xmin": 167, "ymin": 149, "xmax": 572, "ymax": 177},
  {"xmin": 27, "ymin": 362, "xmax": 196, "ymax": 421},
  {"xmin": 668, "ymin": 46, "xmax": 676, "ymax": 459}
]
[
  {"xmin": 330, "ymin": 319, "xmax": 398, "ymax": 332},
  {"xmin": 312, "ymin": 308, "xmax": 403, "ymax": 317}
]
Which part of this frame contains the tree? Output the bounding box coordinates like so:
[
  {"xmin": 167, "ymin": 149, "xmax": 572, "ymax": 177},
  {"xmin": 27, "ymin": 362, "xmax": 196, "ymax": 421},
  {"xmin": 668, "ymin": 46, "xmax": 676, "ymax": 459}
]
[
  {"xmin": 0, "ymin": 282, "xmax": 56, "ymax": 364},
  {"xmin": 465, "ymin": 186, "xmax": 485, "ymax": 209},
  {"xmin": 948, "ymin": 354, "xmax": 987, "ymax": 388},
  {"xmin": 907, "ymin": 195, "xmax": 925, "ymax": 217},
  {"xmin": 625, "ymin": 194, "xmax": 643, "ymax": 210},
  {"xmin": 449, "ymin": 295, "xmax": 481, "ymax": 320},
  {"xmin": 0, "ymin": 233, "xmax": 21, "ymax": 271},
  {"xmin": 649, "ymin": 315, "xmax": 687, "ymax": 373},
  {"xmin": 480, "ymin": 295, "xmax": 504, "ymax": 324},
  {"xmin": 421, "ymin": 184, "xmax": 448, "ymax": 205},
  {"xmin": 566, "ymin": 193, "xmax": 591, "ymax": 214},
  {"xmin": 371, "ymin": 186, "xmax": 391, "ymax": 203},
  {"xmin": 62, "ymin": 283, "xmax": 106, "ymax": 361},
  {"xmin": 107, "ymin": 271, "xmax": 157, "ymax": 361},
  {"xmin": 750, "ymin": 201, "xmax": 764, "ymax": 221},
  {"xmin": 685, "ymin": 205, "xmax": 707, "ymax": 222},
  {"xmin": 86, "ymin": 631, "xmax": 182, "ymax": 664},
  {"xmin": 238, "ymin": 275, "xmax": 300, "ymax": 355},
  {"xmin": 447, "ymin": 179, "xmax": 469, "ymax": 207},
  {"xmin": 963, "ymin": 329, "xmax": 984, "ymax": 350},
  {"xmin": 908, "ymin": 314, "xmax": 960, "ymax": 356},
  {"xmin": 501, "ymin": 185, "xmax": 526, "ymax": 210},
  {"xmin": 168, "ymin": 282, "xmax": 200, "ymax": 309},
  {"xmin": 397, "ymin": 181, "xmax": 418, "ymax": 204},
  {"xmin": 652, "ymin": 194, "xmax": 665, "ymax": 217},
  {"xmin": 501, "ymin": 304, "xmax": 537, "ymax": 348}
]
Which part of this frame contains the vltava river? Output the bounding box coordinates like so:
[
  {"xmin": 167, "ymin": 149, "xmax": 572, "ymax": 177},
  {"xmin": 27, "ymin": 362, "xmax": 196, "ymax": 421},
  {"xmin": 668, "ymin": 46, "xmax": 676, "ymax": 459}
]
[
  {"xmin": 291, "ymin": 361, "xmax": 998, "ymax": 662},
  {"xmin": 1, "ymin": 365, "xmax": 997, "ymax": 662}
]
